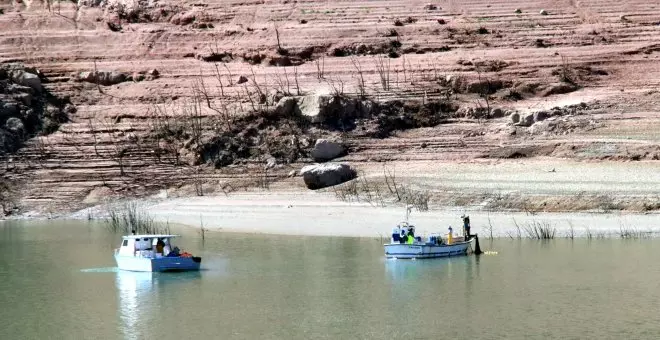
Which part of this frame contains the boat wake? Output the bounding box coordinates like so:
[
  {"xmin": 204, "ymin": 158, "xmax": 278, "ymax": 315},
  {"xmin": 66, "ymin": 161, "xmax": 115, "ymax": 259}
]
[{"xmin": 80, "ymin": 267, "xmax": 119, "ymax": 273}]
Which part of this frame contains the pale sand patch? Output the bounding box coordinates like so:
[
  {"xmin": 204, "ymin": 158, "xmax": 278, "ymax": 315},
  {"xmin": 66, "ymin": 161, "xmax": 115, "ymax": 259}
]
[{"xmin": 144, "ymin": 191, "xmax": 660, "ymax": 238}]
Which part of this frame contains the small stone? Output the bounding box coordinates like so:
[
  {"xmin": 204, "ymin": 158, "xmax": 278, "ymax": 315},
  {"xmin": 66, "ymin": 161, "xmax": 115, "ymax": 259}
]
[
  {"xmin": 265, "ymin": 157, "xmax": 277, "ymax": 169},
  {"xmin": 517, "ymin": 113, "xmax": 534, "ymax": 127},
  {"xmin": 540, "ymin": 9, "xmax": 548, "ymax": 15},
  {"xmin": 491, "ymin": 108, "xmax": 504, "ymax": 118},
  {"xmin": 514, "ymin": 8, "xmax": 522, "ymax": 14},
  {"xmin": 5, "ymin": 117, "xmax": 25, "ymax": 134},
  {"xmin": 147, "ymin": 69, "xmax": 160, "ymax": 79},
  {"xmin": 237, "ymin": 75, "xmax": 248, "ymax": 84}
]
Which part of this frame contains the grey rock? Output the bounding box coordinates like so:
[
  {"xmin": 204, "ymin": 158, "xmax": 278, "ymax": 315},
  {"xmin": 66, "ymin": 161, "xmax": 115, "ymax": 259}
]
[
  {"xmin": 540, "ymin": 9, "xmax": 548, "ymax": 15},
  {"xmin": 237, "ymin": 75, "xmax": 248, "ymax": 84},
  {"xmin": 310, "ymin": 139, "xmax": 345, "ymax": 162},
  {"xmin": 295, "ymin": 94, "xmax": 367, "ymax": 124},
  {"xmin": 267, "ymin": 89, "xmax": 284, "ymax": 105},
  {"xmin": 11, "ymin": 71, "xmax": 42, "ymax": 92},
  {"xmin": 78, "ymin": 71, "xmax": 128, "ymax": 86},
  {"xmin": 274, "ymin": 96, "xmax": 297, "ymax": 116},
  {"xmin": 517, "ymin": 113, "xmax": 535, "ymax": 127},
  {"xmin": 491, "ymin": 108, "xmax": 504, "ymax": 118},
  {"xmin": 147, "ymin": 69, "xmax": 160, "ymax": 79},
  {"xmin": 533, "ymin": 111, "xmax": 549, "ymax": 122},
  {"xmin": 296, "ymin": 94, "xmax": 327, "ymax": 123},
  {"xmin": 300, "ymin": 163, "xmax": 357, "ymax": 190},
  {"xmin": 358, "ymin": 99, "xmax": 376, "ymax": 116},
  {"xmin": 509, "ymin": 112, "xmax": 520, "ymax": 124},
  {"xmin": 1, "ymin": 102, "xmax": 20, "ymax": 118},
  {"xmin": 265, "ymin": 157, "xmax": 277, "ymax": 169},
  {"xmin": 16, "ymin": 92, "xmax": 33, "ymax": 106},
  {"xmin": 5, "ymin": 117, "xmax": 25, "ymax": 134}
]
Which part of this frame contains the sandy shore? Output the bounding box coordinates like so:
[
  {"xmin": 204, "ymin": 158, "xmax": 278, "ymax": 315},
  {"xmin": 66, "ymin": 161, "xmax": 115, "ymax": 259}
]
[
  {"xmin": 138, "ymin": 191, "xmax": 660, "ymax": 238},
  {"xmin": 56, "ymin": 158, "xmax": 660, "ymax": 238}
]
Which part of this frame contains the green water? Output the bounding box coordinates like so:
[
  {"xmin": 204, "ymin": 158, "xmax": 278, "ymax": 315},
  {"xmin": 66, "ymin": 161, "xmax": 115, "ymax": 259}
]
[{"xmin": 1, "ymin": 220, "xmax": 660, "ymax": 339}]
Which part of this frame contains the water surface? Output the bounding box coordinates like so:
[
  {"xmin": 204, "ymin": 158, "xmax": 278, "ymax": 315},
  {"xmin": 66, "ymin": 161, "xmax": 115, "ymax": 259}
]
[{"xmin": 1, "ymin": 220, "xmax": 659, "ymax": 339}]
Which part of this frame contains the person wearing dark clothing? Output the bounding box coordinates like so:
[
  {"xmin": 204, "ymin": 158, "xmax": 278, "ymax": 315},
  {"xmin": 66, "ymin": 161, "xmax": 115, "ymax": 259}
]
[{"xmin": 462, "ymin": 215, "xmax": 471, "ymax": 238}]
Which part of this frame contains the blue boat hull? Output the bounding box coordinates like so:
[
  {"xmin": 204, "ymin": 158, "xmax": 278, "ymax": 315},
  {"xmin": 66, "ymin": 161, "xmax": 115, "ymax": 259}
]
[
  {"xmin": 384, "ymin": 239, "xmax": 473, "ymax": 259},
  {"xmin": 115, "ymin": 255, "xmax": 202, "ymax": 272}
]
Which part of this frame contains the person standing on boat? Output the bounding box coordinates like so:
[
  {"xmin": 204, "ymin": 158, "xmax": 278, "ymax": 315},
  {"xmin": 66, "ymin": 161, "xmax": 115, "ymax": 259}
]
[
  {"xmin": 406, "ymin": 228, "xmax": 415, "ymax": 244},
  {"xmin": 462, "ymin": 215, "xmax": 471, "ymax": 239},
  {"xmin": 155, "ymin": 239, "xmax": 165, "ymax": 258},
  {"xmin": 447, "ymin": 226, "xmax": 453, "ymax": 245}
]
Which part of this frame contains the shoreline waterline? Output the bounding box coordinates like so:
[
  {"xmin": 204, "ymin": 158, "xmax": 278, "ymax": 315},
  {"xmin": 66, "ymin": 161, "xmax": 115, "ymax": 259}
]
[{"xmin": 50, "ymin": 192, "xmax": 660, "ymax": 239}]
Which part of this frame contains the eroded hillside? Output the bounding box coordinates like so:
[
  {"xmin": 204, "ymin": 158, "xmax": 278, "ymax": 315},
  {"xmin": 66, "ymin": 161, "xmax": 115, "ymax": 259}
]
[{"xmin": 1, "ymin": 0, "xmax": 659, "ymax": 216}]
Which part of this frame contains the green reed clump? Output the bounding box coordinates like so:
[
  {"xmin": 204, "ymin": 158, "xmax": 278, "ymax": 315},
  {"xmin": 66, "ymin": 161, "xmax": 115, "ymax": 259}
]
[
  {"xmin": 523, "ymin": 220, "xmax": 556, "ymax": 239},
  {"xmin": 106, "ymin": 202, "xmax": 169, "ymax": 234},
  {"xmin": 619, "ymin": 226, "xmax": 652, "ymax": 239}
]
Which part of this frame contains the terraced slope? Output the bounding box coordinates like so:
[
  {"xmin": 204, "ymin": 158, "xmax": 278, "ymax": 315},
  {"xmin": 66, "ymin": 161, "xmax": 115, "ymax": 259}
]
[{"xmin": 0, "ymin": 0, "xmax": 659, "ymax": 214}]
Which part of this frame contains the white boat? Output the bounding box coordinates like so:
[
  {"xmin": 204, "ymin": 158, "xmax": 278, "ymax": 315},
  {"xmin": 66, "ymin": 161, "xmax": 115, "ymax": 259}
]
[
  {"xmin": 114, "ymin": 234, "xmax": 202, "ymax": 272},
  {"xmin": 384, "ymin": 222, "xmax": 477, "ymax": 259}
]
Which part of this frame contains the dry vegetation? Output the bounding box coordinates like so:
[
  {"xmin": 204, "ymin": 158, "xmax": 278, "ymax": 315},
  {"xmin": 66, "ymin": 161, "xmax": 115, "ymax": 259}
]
[
  {"xmin": 331, "ymin": 166, "xmax": 430, "ymax": 211},
  {"xmin": 0, "ymin": 0, "xmax": 659, "ymax": 216}
]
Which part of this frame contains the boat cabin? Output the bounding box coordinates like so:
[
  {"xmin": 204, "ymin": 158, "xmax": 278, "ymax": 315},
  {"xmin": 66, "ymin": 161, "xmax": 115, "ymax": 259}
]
[{"xmin": 116, "ymin": 234, "xmax": 179, "ymax": 258}]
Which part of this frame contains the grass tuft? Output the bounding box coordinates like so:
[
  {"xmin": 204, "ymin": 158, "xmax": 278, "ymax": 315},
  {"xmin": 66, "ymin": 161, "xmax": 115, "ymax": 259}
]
[{"xmin": 106, "ymin": 202, "xmax": 169, "ymax": 235}]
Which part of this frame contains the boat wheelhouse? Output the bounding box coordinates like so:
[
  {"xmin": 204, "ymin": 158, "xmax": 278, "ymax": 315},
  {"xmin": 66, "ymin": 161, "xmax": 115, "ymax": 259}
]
[{"xmin": 114, "ymin": 234, "xmax": 201, "ymax": 272}]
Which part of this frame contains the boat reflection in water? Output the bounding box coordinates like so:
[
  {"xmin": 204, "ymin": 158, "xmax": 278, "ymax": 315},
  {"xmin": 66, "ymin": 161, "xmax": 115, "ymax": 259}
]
[
  {"xmin": 384, "ymin": 254, "xmax": 479, "ymax": 284},
  {"xmin": 115, "ymin": 270, "xmax": 201, "ymax": 340}
]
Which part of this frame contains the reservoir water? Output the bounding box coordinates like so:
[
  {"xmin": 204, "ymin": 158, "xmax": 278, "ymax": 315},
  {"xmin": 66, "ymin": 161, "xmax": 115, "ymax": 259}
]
[{"xmin": 1, "ymin": 220, "xmax": 659, "ymax": 339}]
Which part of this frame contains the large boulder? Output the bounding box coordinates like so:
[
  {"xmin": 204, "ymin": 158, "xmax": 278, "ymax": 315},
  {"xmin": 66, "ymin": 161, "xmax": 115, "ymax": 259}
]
[
  {"xmin": 10, "ymin": 71, "xmax": 42, "ymax": 92},
  {"xmin": 295, "ymin": 94, "xmax": 364, "ymax": 124},
  {"xmin": 300, "ymin": 163, "xmax": 357, "ymax": 190},
  {"xmin": 310, "ymin": 139, "xmax": 345, "ymax": 162},
  {"xmin": 296, "ymin": 94, "xmax": 329, "ymax": 123}
]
